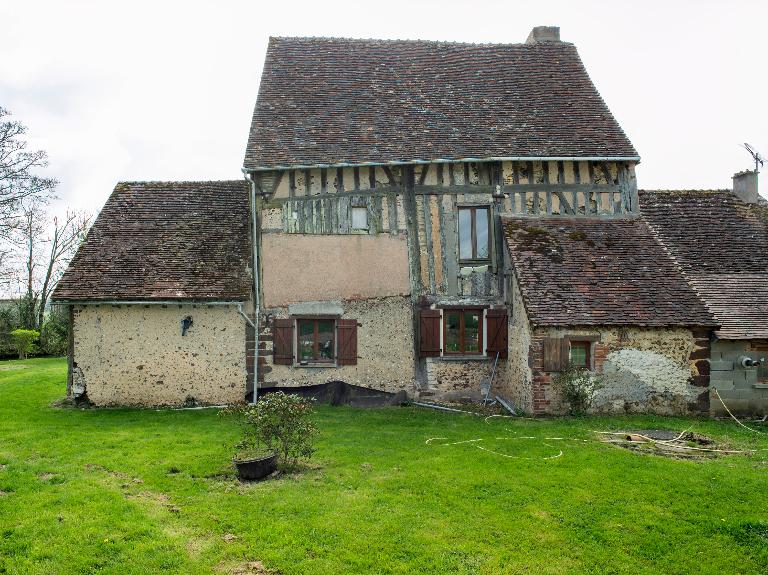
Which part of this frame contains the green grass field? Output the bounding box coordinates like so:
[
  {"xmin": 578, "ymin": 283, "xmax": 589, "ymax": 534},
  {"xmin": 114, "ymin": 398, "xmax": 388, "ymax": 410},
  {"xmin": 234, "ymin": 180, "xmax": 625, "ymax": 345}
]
[{"xmin": 1, "ymin": 358, "xmax": 767, "ymax": 574}]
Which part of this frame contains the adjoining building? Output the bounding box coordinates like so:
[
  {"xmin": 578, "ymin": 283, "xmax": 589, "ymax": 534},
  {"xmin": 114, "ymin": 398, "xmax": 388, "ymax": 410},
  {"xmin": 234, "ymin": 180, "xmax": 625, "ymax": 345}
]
[{"xmin": 640, "ymin": 174, "xmax": 768, "ymax": 415}]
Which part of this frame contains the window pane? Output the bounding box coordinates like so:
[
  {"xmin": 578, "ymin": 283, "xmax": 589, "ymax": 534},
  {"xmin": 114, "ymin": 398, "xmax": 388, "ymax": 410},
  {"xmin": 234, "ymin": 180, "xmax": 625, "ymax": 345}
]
[
  {"xmin": 445, "ymin": 312, "xmax": 461, "ymax": 353},
  {"xmin": 352, "ymin": 207, "xmax": 368, "ymax": 230},
  {"xmin": 464, "ymin": 311, "xmax": 480, "ymax": 353},
  {"xmin": 459, "ymin": 209, "xmax": 472, "ymax": 260},
  {"xmin": 570, "ymin": 342, "xmax": 588, "ymax": 368},
  {"xmin": 475, "ymin": 208, "xmax": 489, "ymax": 259},
  {"xmin": 298, "ymin": 320, "xmax": 314, "ymax": 361},
  {"xmin": 316, "ymin": 320, "xmax": 334, "ymax": 360}
]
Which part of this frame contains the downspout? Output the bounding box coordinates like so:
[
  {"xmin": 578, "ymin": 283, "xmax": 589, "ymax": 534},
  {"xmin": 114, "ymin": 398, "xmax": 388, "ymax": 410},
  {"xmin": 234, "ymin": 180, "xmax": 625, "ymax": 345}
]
[{"xmin": 244, "ymin": 171, "xmax": 261, "ymax": 405}]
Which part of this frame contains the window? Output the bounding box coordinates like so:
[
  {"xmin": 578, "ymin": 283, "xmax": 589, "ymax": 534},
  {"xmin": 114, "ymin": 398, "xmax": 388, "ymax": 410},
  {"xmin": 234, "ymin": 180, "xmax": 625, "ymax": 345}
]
[
  {"xmin": 297, "ymin": 319, "xmax": 335, "ymax": 363},
  {"xmin": 351, "ymin": 207, "xmax": 368, "ymax": 230},
  {"xmin": 444, "ymin": 309, "xmax": 483, "ymax": 355},
  {"xmin": 273, "ymin": 318, "xmax": 358, "ymax": 366},
  {"xmin": 458, "ymin": 206, "xmax": 490, "ymax": 261},
  {"xmin": 569, "ymin": 341, "xmax": 591, "ymax": 370}
]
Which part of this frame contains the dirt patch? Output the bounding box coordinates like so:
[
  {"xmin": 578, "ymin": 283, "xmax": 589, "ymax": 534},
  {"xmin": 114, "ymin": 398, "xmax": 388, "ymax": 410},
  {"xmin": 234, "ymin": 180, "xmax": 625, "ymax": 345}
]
[
  {"xmin": 84, "ymin": 463, "xmax": 143, "ymax": 484},
  {"xmin": 0, "ymin": 364, "xmax": 28, "ymax": 371},
  {"xmin": 598, "ymin": 429, "xmax": 742, "ymax": 460},
  {"xmin": 220, "ymin": 561, "xmax": 281, "ymax": 575}
]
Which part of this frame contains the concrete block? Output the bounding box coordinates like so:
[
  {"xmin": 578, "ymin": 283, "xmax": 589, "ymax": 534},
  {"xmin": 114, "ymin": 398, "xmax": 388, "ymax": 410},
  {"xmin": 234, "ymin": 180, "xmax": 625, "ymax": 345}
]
[
  {"xmin": 710, "ymin": 360, "xmax": 734, "ymax": 371},
  {"xmin": 710, "ymin": 380, "xmax": 734, "ymax": 391}
]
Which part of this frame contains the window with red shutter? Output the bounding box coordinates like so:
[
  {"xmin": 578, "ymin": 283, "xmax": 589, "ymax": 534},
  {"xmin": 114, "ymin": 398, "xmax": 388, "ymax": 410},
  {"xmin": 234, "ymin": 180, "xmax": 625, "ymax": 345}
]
[
  {"xmin": 419, "ymin": 309, "xmax": 442, "ymax": 357},
  {"xmin": 485, "ymin": 309, "xmax": 508, "ymax": 358},
  {"xmin": 273, "ymin": 319, "xmax": 294, "ymax": 365}
]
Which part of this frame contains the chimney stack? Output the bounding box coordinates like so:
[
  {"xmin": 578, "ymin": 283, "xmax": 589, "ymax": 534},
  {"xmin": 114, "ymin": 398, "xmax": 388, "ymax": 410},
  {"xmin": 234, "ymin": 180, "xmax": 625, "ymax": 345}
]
[
  {"xmin": 526, "ymin": 26, "xmax": 561, "ymax": 44},
  {"xmin": 732, "ymin": 170, "xmax": 759, "ymax": 204}
]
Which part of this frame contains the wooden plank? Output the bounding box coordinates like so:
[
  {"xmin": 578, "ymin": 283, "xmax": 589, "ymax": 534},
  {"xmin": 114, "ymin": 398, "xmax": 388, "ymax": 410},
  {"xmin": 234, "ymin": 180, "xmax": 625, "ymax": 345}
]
[
  {"xmin": 353, "ymin": 167, "xmax": 361, "ymax": 191},
  {"xmin": 436, "ymin": 194, "xmax": 447, "ymax": 293},
  {"xmin": 417, "ymin": 164, "xmax": 430, "ymax": 186},
  {"xmin": 553, "ymin": 191, "xmax": 574, "ymax": 214},
  {"xmin": 382, "ymin": 166, "xmax": 398, "ymax": 187},
  {"xmin": 388, "ymin": 193, "xmax": 398, "ymax": 234},
  {"xmin": 448, "ymin": 163, "xmax": 456, "ymax": 186},
  {"xmin": 402, "ymin": 165, "xmax": 422, "ymax": 296},
  {"xmin": 443, "ymin": 194, "xmax": 458, "ymax": 295},
  {"xmin": 423, "ymin": 192, "xmax": 436, "ymax": 293}
]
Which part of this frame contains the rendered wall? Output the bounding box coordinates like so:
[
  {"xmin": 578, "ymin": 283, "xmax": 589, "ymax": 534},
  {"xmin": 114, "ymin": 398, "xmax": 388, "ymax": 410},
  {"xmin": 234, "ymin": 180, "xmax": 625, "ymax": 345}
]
[
  {"xmin": 71, "ymin": 304, "xmax": 247, "ymax": 406},
  {"xmin": 710, "ymin": 339, "xmax": 768, "ymax": 415},
  {"xmin": 529, "ymin": 326, "xmax": 709, "ymax": 415},
  {"xmin": 261, "ymin": 234, "xmax": 410, "ymax": 307},
  {"xmin": 261, "ymin": 296, "xmax": 416, "ymax": 394}
]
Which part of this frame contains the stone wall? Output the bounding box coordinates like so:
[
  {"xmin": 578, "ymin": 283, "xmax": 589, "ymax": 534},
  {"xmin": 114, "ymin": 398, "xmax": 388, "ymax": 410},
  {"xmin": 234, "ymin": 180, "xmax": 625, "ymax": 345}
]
[
  {"xmin": 528, "ymin": 326, "xmax": 710, "ymax": 415},
  {"xmin": 71, "ymin": 304, "xmax": 247, "ymax": 406},
  {"xmin": 710, "ymin": 339, "xmax": 768, "ymax": 415},
  {"xmin": 494, "ymin": 275, "xmax": 533, "ymax": 412},
  {"xmin": 262, "ymin": 296, "xmax": 417, "ymax": 394}
]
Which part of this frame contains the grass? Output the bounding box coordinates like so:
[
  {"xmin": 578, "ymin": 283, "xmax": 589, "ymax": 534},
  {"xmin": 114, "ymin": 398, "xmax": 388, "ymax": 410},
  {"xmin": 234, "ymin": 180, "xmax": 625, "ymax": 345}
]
[{"xmin": 1, "ymin": 358, "xmax": 767, "ymax": 574}]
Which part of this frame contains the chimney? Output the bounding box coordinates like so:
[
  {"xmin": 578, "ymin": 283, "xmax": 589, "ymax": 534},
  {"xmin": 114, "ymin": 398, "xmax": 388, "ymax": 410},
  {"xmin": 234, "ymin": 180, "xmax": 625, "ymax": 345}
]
[
  {"xmin": 526, "ymin": 26, "xmax": 561, "ymax": 44},
  {"xmin": 732, "ymin": 170, "xmax": 759, "ymax": 204}
]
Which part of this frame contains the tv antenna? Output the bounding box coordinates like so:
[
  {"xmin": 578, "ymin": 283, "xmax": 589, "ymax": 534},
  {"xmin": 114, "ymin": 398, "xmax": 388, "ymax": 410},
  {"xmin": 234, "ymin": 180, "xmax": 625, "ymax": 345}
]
[{"xmin": 742, "ymin": 143, "xmax": 764, "ymax": 173}]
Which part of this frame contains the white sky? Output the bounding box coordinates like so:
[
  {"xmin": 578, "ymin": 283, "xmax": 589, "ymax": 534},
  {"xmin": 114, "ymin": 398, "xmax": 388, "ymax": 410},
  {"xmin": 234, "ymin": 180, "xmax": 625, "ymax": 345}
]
[{"xmin": 2, "ymin": 0, "xmax": 767, "ymax": 218}]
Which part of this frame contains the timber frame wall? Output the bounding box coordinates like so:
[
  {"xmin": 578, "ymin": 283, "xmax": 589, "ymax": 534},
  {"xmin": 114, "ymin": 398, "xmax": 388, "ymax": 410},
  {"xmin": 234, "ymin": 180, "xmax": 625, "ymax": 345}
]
[{"xmin": 252, "ymin": 159, "xmax": 638, "ymax": 300}]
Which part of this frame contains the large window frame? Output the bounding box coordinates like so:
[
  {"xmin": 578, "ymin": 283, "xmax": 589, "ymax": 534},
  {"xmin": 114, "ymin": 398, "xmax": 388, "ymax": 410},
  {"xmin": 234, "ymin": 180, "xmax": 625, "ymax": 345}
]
[
  {"xmin": 458, "ymin": 205, "xmax": 491, "ymax": 263},
  {"xmin": 296, "ymin": 316, "xmax": 337, "ymax": 365},
  {"xmin": 442, "ymin": 307, "xmax": 484, "ymax": 356}
]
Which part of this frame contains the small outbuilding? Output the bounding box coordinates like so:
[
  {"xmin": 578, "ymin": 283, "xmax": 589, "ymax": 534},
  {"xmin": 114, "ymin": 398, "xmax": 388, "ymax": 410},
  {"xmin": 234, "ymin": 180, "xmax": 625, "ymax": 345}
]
[{"xmin": 52, "ymin": 181, "xmax": 255, "ymax": 406}]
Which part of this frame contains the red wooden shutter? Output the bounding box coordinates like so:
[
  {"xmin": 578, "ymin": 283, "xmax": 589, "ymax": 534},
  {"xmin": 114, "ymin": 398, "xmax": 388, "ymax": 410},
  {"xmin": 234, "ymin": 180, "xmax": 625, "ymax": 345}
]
[
  {"xmin": 336, "ymin": 319, "xmax": 358, "ymax": 365},
  {"xmin": 485, "ymin": 309, "xmax": 508, "ymax": 358},
  {"xmin": 542, "ymin": 337, "xmax": 565, "ymax": 372},
  {"xmin": 419, "ymin": 309, "xmax": 442, "ymax": 357},
  {"xmin": 273, "ymin": 319, "xmax": 294, "ymax": 365}
]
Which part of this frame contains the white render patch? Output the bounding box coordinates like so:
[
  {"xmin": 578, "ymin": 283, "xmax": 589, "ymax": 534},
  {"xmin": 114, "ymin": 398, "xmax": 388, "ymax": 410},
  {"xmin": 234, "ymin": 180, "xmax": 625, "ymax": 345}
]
[{"xmin": 596, "ymin": 348, "xmax": 699, "ymax": 407}]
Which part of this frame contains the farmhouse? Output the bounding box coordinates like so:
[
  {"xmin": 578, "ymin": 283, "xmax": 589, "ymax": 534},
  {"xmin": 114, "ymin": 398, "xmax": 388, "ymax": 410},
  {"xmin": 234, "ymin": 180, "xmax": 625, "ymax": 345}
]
[{"xmin": 53, "ymin": 26, "xmax": 767, "ymax": 414}]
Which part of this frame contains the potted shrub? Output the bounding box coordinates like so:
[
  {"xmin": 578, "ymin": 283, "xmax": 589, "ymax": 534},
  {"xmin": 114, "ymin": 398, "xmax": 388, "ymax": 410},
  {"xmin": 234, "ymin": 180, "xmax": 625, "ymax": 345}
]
[
  {"xmin": 220, "ymin": 402, "xmax": 278, "ymax": 481},
  {"xmin": 220, "ymin": 392, "xmax": 318, "ymax": 481}
]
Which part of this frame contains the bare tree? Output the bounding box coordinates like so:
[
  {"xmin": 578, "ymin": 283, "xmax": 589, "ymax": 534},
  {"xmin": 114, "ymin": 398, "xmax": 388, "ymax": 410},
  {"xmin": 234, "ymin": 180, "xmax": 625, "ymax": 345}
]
[
  {"xmin": 0, "ymin": 107, "xmax": 57, "ymax": 238},
  {"xmin": 15, "ymin": 198, "xmax": 90, "ymax": 329}
]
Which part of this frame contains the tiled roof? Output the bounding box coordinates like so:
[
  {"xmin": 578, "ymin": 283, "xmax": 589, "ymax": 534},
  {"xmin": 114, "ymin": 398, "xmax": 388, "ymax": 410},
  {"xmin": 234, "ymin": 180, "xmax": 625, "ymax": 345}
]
[
  {"xmin": 52, "ymin": 181, "xmax": 252, "ymax": 302},
  {"xmin": 502, "ymin": 217, "xmax": 717, "ymax": 327},
  {"xmin": 640, "ymin": 190, "xmax": 768, "ymax": 339},
  {"xmin": 244, "ymin": 37, "xmax": 638, "ymax": 170},
  {"xmin": 688, "ymin": 275, "xmax": 768, "ymax": 339}
]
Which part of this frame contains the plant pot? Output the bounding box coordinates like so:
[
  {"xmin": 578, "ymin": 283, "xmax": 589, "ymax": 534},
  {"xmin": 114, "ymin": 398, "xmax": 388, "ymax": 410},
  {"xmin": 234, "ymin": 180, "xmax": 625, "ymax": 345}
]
[{"xmin": 234, "ymin": 452, "xmax": 278, "ymax": 481}]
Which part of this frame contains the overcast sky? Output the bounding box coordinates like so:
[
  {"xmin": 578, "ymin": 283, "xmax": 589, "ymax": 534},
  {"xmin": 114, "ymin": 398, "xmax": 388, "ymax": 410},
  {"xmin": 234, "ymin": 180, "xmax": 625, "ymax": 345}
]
[{"xmin": 2, "ymin": 0, "xmax": 767, "ymax": 218}]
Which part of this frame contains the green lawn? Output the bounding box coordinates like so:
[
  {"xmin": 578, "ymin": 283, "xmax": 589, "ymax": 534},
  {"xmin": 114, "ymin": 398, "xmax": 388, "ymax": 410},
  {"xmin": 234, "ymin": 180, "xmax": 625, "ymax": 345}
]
[{"xmin": 1, "ymin": 358, "xmax": 767, "ymax": 574}]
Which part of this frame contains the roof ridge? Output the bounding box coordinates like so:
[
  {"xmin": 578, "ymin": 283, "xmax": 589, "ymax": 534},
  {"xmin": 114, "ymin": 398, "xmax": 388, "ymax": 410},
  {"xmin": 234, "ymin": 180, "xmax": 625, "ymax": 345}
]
[{"xmin": 268, "ymin": 35, "xmax": 575, "ymax": 48}]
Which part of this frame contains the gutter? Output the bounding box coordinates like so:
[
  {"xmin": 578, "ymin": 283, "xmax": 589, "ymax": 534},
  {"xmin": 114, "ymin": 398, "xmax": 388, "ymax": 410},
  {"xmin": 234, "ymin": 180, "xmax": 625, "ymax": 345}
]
[{"xmin": 243, "ymin": 155, "xmax": 642, "ymax": 172}]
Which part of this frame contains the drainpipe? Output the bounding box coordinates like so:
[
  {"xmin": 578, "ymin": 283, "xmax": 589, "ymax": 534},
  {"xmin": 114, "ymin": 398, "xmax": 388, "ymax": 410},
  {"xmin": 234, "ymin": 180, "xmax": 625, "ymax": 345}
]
[{"xmin": 244, "ymin": 171, "xmax": 262, "ymax": 405}]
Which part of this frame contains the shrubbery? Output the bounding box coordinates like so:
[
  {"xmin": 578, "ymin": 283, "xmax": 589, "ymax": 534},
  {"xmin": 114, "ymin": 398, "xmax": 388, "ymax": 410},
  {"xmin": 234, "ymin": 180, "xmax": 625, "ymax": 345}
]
[
  {"xmin": 11, "ymin": 329, "xmax": 39, "ymax": 359},
  {"xmin": 220, "ymin": 392, "xmax": 318, "ymax": 469},
  {"xmin": 552, "ymin": 363, "xmax": 602, "ymax": 415}
]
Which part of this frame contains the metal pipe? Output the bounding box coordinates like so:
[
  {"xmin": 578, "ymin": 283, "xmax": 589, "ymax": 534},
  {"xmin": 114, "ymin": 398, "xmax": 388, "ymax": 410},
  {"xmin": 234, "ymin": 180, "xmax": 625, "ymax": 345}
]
[
  {"xmin": 243, "ymin": 171, "xmax": 267, "ymax": 405},
  {"xmin": 242, "ymin": 155, "xmax": 641, "ymax": 173}
]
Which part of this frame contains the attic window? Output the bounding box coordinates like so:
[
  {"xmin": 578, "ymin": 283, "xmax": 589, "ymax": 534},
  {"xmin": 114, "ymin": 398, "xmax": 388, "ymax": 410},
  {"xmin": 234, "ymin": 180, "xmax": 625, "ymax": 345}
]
[
  {"xmin": 351, "ymin": 207, "xmax": 368, "ymax": 230},
  {"xmin": 459, "ymin": 206, "xmax": 490, "ymax": 262}
]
